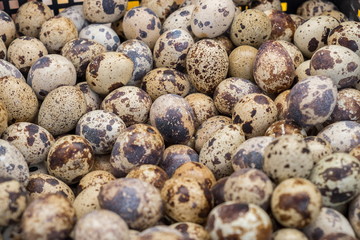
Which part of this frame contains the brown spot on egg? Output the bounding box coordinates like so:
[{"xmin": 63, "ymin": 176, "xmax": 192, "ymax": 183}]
[
  {"xmin": 338, "ymin": 37, "xmax": 359, "ymax": 53},
  {"xmin": 177, "ymin": 185, "xmax": 190, "ymax": 202},
  {"xmin": 347, "ymin": 62, "xmax": 358, "ymax": 72},
  {"xmin": 311, "ymin": 50, "xmax": 335, "ymax": 70},
  {"xmin": 218, "ymin": 203, "xmax": 249, "ymax": 223},
  {"xmin": 308, "ymin": 38, "xmax": 319, "ymax": 52},
  {"xmin": 26, "ymin": 177, "xmax": 45, "ymax": 193},
  {"xmin": 278, "ymin": 192, "xmax": 311, "ymax": 220}
]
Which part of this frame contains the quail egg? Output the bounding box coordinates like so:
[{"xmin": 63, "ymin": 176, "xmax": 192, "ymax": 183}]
[
  {"xmin": 0, "ymin": 39, "xmax": 6, "ymax": 60},
  {"xmin": 170, "ymin": 222, "xmax": 210, "ymax": 240},
  {"xmin": 328, "ymin": 21, "xmax": 360, "ymax": 56},
  {"xmin": 264, "ymin": 10, "xmax": 296, "ymax": 42},
  {"xmin": 0, "ymin": 10, "xmax": 16, "ymax": 46},
  {"xmin": 265, "ymin": 119, "xmax": 307, "ymax": 138},
  {"xmin": 321, "ymin": 10, "xmax": 348, "ymax": 22},
  {"xmin": 250, "ymin": 0, "xmax": 282, "ymax": 11},
  {"xmin": 349, "ymin": 194, "xmax": 360, "ymax": 238},
  {"xmin": 92, "ymin": 154, "xmax": 125, "ymax": 178},
  {"xmin": 296, "ymin": 0, "xmax": 337, "ymax": 19},
  {"xmin": 305, "ymin": 136, "xmax": 332, "ymax": 163},
  {"xmin": 73, "ymin": 185, "xmax": 102, "ymax": 218},
  {"xmin": 162, "ymin": 5, "xmax": 195, "ymax": 37},
  {"xmin": 83, "ymin": 0, "xmax": 127, "ymax": 23},
  {"xmin": 77, "ymin": 170, "xmax": 116, "ymax": 194},
  {"xmin": 126, "ymin": 164, "xmax": 169, "ymax": 189},
  {"xmin": 328, "ymin": 88, "xmax": 360, "ymax": 123},
  {"xmin": 272, "ymin": 228, "xmax": 309, "ymax": 240},
  {"xmin": 210, "ymin": 177, "xmax": 228, "ymax": 207},
  {"xmin": 0, "ymin": 101, "xmax": 7, "ymax": 135},
  {"xmin": 76, "ymin": 82, "xmax": 102, "ymax": 112},
  {"xmin": 294, "ymin": 60, "xmax": 311, "ymax": 82},
  {"xmin": 277, "ymin": 40, "xmax": 305, "ymax": 68},
  {"xmin": 141, "ymin": 0, "xmax": 185, "ymax": 22},
  {"xmin": 79, "ymin": 24, "xmax": 121, "ymax": 51},
  {"xmin": 0, "ymin": 59, "xmax": 25, "ymax": 81},
  {"xmin": 228, "ymin": 45, "xmax": 258, "ymax": 81},
  {"xmin": 58, "ymin": 5, "xmax": 88, "ymax": 32}
]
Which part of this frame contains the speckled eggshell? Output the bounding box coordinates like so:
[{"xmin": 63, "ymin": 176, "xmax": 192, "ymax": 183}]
[
  {"xmin": 2, "ymin": 122, "xmax": 55, "ymax": 166},
  {"xmin": 294, "ymin": 16, "xmax": 339, "ymax": 58},
  {"xmin": 295, "ymin": 60, "xmax": 311, "ymax": 82},
  {"xmin": 328, "ymin": 21, "xmax": 360, "ymax": 56},
  {"xmin": 310, "ymin": 45, "xmax": 360, "ymax": 89},
  {"xmin": 328, "ymin": 88, "xmax": 360, "ymax": 123},
  {"xmin": 149, "ymin": 94, "xmax": 196, "ymax": 144},
  {"xmin": 0, "ymin": 76, "xmax": 39, "ymax": 124},
  {"xmin": 0, "ymin": 59, "xmax": 25, "ymax": 81},
  {"xmin": 190, "ymin": 0, "xmax": 235, "ymax": 39},
  {"xmin": 305, "ymin": 136, "xmax": 332, "ymax": 163},
  {"xmin": 76, "ymin": 82, "xmax": 102, "ymax": 112},
  {"xmin": 263, "ymin": 135, "xmax": 313, "ymax": 183},
  {"xmin": 253, "ymin": 40, "xmax": 295, "ymax": 94},
  {"xmin": 213, "ymin": 35, "xmax": 235, "ymax": 55},
  {"xmin": 185, "ymin": 93, "xmax": 218, "ymax": 128},
  {"xmin": 194, "ymin": 115, "xmax": 232, "ymax": 152},
  {"xmin": 59, "ymin": 5, "xmax": 88, "ymax": 32},
  {"xmin": 350, "ymin": 145, "xmax": 360, "ymax": 161},
  {"xmin": 277, "ymin": 40, "xmax": 305, "ymax": 69},
  {"xmin": 199, "ymin": 124, "xmax": 245, "ymax": 179},
  {"xmin": 272, "ymin": 228, "xmax": 308, "ymax": 240},
  {"xmin": 162, "ymin": 5, "xmax": 194, "ymax": 37},
  {"xmin": 46, "ymin": 135, "xmax": 94, "ymax": 184},
  {"xmin": 321, "ymin": 10, "xmax": 348, "ymax": 22},
  {"xmin": 271, "ymin": 178, "xmax": 322, "ymax": 228},
  {"xmin": 26, "ymin": 173, "xmax": 75, "ymax": 202},
  {"xmin": 153, "ymin": 29, "xmax": 194, "ymax": 71},
  {"xmin": 228, "ymin": 45, "xmax": 258, "ymax": 81},
  {"xmin": 249, "ymin": 0, "xmax": 282, "ymax": 11},
  {"xmin": 349, "ymin": 194, "xmax": 360, "ymax": 238},
  {"xmin": 76, "ymin": 110, "xmax": 126, "ymax": 154},
  {"xmin": 141, "ymin": 67, "xmax": 191, "ymax": 100},
  {"xmin": 110, "ymin": 124, "xmax": 164, "ymax": 174},
  {"xmin": 296, "ymin": 0, "xmax": 337, "ymax": 19},
  {"xmin": 99, "ymin": 178, "xmax": 163, "ymax": 230},
  {"xmin": 310, "ymin": 153, "xmax": 360, "ymax": 207},
  {"xmin": 79, "ymin": 24, "xmax": 121, "ymax": 51},
  {"xmin": 126, "ymin": 164, "xmax": 169, "ymax": 189},
  {"xmin": 303, "ymin": 207, "xmax": 356, "ymax": 240},
  {"xmin": 170, "ymin": 222, "xmax": 210, "ymax": 240},
  {"xmin": 0, "ymin": 39, "xmax": 6, "ymax": 60},
  {"xmin": 83, "ymin": 0, "xmax": 127, "ymax": 23},
  {"xmin": 264, "ymin": 10, "xmax": 296, "ymax": 42},
  {"xmin": 77, "ymin": 170, "xmax": 116, "ymax": 194},
  {"xmin": 287, "ymin": 75, "xmax": 338, "ymax": 128},
  {"xmin": 27, "ymin": 54, "xmax": 77, "ymax": 100},
  {"xmin": 101, "ymin": 86, "xmax": 152, "ymax": 127},
  {"xmin": 117, "ymin": 39, "xmax": 153, "ymax": 87},
  {"xmin": 74, "ymin": 209, "xmax": 130, "ymax": 240},
  {"xmin": 265, "ymin": 119, "xmax": 307, "ymax": 138},
  {"xmin": 90, "ymin": 155, "xmax": 123, "ymax": 178},
  {"xmin": 0, "ymin": 11, "xmax": 16, "ymax": 47},
  {"xmin": 86, "ymin": 52, "xmax": 133, "ymax": 95},
  {"xmin": 161, "ymin": 176, "xmax": 212, "ymax": 224},
  {"xmin": 206, "ymin": 202, "xmax": 272, "ymax": 240},
  {"xmin": 38, "ymin": 86, "xmax": 87, "ymax": 136},
  {"xmin": 274, "ymin": 90, "xmax": 290, "ymax": 120},
  {"xmin": 122, "ymin": 7, "xmax": 161, "ymax": 50},
  {"xmin": 0, "ymin": 177, "xmax": 27, "ymax": 226},
  {"xmin": 232, "ymin": 93, "xmax": 278, "ymax": 138},
  {"xmin": 0, "ymin": 101, "xmax": 7, "ymax": 135},
  {"xmin": 230, "ymin": 9, "xmax": 271, "ymax": 48},
  {"xmin": 290, "ymin": 14, "xmax": 306, "ymax": 28},
  {"xmin": 317, "ymin": 121, "xmax": 360, "ymax": 153},
  {"xmin": 73, "ymin": 185, "xmax": 101, "ymax": 218},
  {"xmin": 14, "ymin": 1, "xmax": 54, "ymax": 38},
  {"xmin": 186, "ymin": 39, "xmax": 229, "ymax": 95},
  {"xmin": 7, "ymin": 36, "xmax": 48, "ymax": 74},
  {"xmin": 21, "ymin": 194, "xmax": 76, "ymax": 240}
]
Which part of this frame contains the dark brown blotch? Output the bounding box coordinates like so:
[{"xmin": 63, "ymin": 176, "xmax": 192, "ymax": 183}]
[{"xmin": 218, "ymin": 203, "xmax": 249, "ymax": 223}]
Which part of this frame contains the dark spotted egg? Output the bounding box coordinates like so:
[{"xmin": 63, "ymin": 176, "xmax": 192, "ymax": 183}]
[
  {"xmin": 79, "ymin": 24, "xmax": 120, "ymax": 51},
  {"xmin": 264, "ymin": 10, "xmax": 296, "ymax": 42},
  {"xmin": 141, "ymin": 0, "xmax": 185, "ymax": 22},
  {"xmin": 0, "ymin": 10, "xmax": 16, "ymax": 46},
  {"xmin": 328, "ymin": 21, "xmax": 360, "ymax": 56},
  {"xmin": 295, "ymin": 60, "xmax": 311, "ymax": 82},
  {"xmin": 328, "ymin": 88, "xmax": 360, "ymax": 123},
  {"xmin": 277, "ymin": 40, "xmax": 305, "ymax": 68},
  {"xmin": 0, "ymin": 59, "xmax": 25, "ymax": 81},
  {"xmin": 126, "ymin": 164, "xmax": 169, "ymax": 190},
  {"xmin": 305, "ymin": 136, "xmax": 332, "ymax": 163},
  {"xmin": 185, "ymin": 93, "xmax": 218, "ymax": 128},
  {"xmin": 58, "ymin": 5, "xmax": 88, "ymax": 32},
  {"xmin": 83, "ymin": 0, "xmax": 127, "ymax": 23},
  {"xmin": 76, "ymin": 82, "xmax": 102, "ymax": 112},
  {"xmin": 170, "ymin": 222, "xmax": 210, "ymax": 240},
  {"xmin": 296, "ymin": 0, "xmax": 337, "ymax": 19},
  {"xmin": 162, "ymin": 5, "xmax": 195, "ymax": 37},
  {"xmin": 0, "ymin": 39, "xmax": 6, "ymax": 60}
]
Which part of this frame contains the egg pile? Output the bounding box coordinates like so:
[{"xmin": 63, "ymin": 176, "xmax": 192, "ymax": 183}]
[{"xmin": 0, "ymin": 0, "xmax": 360, "ymax": 239}]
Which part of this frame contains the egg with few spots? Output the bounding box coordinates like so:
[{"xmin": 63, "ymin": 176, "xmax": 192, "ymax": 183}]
[
  {"xmin": 73, "ymin": 185, "xmax": 102, "ymax": 218},
  {"xmin": 162, "ymin": 5, "xmax": 195, "ymax": 37},
  {"xmin": 83, "ymin": 0, "xmax": 127, "ymax": 23},
  {"xmin": 77, "ymin": 170, "xmax": 116, "ymax": 194},
  {"xmin": 295, "ymin": 60, "xmax": 311, "ymax": 82},
  {"xmin": 228, "ymin": 45, "xmax": 258, "ymax": 80},
  {"xmin": 126, "ymin": 164, "xmax": 169, "ymax": 189},
  {"xmin": 0, "ymin": 101, "xmax": 7, "ymax": 135},
  {"xmin": 305, "ymin": 136, "xmax": 332, "ymax": 163},
  {"xmin": 328, "ymin": 21, "xmax": 360, "ymax": 56},
  {"xmin": 185, "ymin": 93, "xmax": 218, "ymax": 128},
  {"xmin": 79, "ymin": 24, "xmax": 121, "ymax": 51},
  {"xmin": 170, "ymin": 222, "xmax": 210, "ymax": 240},
  {"xmin": 328, "ymin": 88, "xmax": 360, "ymax": 123},
  {"xmin": 265, "ymin": 119, "xmax": 307, "ymax": 138},
  {"xmin": 0, "ymin": 10, "xmax": 16, "ymax": 46},
  {"xmin": 296, "ymin": 0, "xmax": 337, "ymax": 19},
  {"xmin": 59, "ymin": 5, "xmax": 88, "ymax": 32},
  {"xmin": 76, "ymin": 82, "xmax": 102, "ymax": 112},
  {"xmin": 0, "ymin": 59, "xmax": 25, "ymax": 81},
  {"xmin": 272, "ymin": 228, "xmax": 308, "ymax": 240},
  {"xmin": 274, "ymin": 90, "xmax": 290, "ymax": 120},
  {"xmin": 249, "ymin": 0, "xmax": 282, "ymax": 11},
  {"xmin": 264, "ymin": 10, "xmax": 296, "ymax": 42}
]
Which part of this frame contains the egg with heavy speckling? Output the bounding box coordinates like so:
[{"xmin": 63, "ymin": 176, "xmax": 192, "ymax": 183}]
[
  {"xmin": 2, "ymin": 122, "xmax": 55, "ymax": 166},
  {"xmin": 59, "ymin": 5, "xmax": 88, "ymax": 32},
  {"xmin": 76, "ymin": 82, "xmax": 102, "ymax": 112},
  {"xmin": 79, "ymin": 24, "xmax": 121, "ymax": 51},
  {"xmin": 99, "ymin": 178, "xmax": 163, "ymax": 230},
  {"xmin": 0, "ymin": 11, "xmax": 16, "ymax": 47},
  {"xmin": 38, "ymin": 86, "xmax": 87, "ymax": 136},
  {"xmin": 265, "ymin": 119, "xmax": 307, "ymax": 138},
  {"xmin": 185, "ymin": 93, "xmax": 218, "ymax": 128},
  {"xmin": 0, "ymin": 101, "xmax": 7, "ymax": 135},
  {"xmin": 305, "ymin": 136, "xmax": 332, "ymax": 163},
  {"xmin": 328, "ymin": 21, "xmax": 360, "ymax": 56},
  {"xmin": 273, "ymin": 90, "xmax": 290, "ymax": 119},
  {"xmin": 287, "ymin": 75, "xmax": 338, "ymax": 128},
  {"xmin": 83, "ymin": 0, "xmax": 127, "ymax": 23},
  {"xmin": 150, "ymin": 94, "xmax": 195, "ymax": 144},
  {"xmin": 272, "ymin": 228, "xmax": 308, "ymax": 240},
  {"xmin": 46, "ymin": 135, "xmax": 94, "ymax": 185},
  {"xmin": 328, "ymin": 88, "xmax": 360, "ymax": 123},
  {"xmin": 296, "ymin": 0, "xmax": 337, "ymax": 19},
  {"xmin": 141, "ymin": 67, "xmax": 191, "ymax": 100},
  {"xmin": 162, "ymin": 5, "xmax": 194, "ymax": 37},
  {"xmin": 170, "ymin": 222, "xmax": 210, "ymax": 240},
  {"xmin": 310, "ymin": 153, "xmax": 360, "ymax": 207},
  {"xmin": 0, "ymin": 59, "xmax": 25, "ymax": 81},
  {"xmin": 110, "ymin": 124, "xmax": 164, "ymax": 174},
  {"xmin": 76, "ymin": 110, "xmax": 126, "ymax": 155},
  {"xmin": 126, "ymin": 164, "xmax": 168, "ymax": 189},
  {"xmin": 186, "ymin": 39, "xmax": 228, "ymax": 95},
  {"xmin": 310, "ymin": 45, "xmax": 360, "ymax": 89},
  {"xmin": 228, "ymin": 45, "xmax": 258, "ymax": 81},
  {"xmin": 264, "ymin": 10, "xmax": 296, "ymax": 42}
]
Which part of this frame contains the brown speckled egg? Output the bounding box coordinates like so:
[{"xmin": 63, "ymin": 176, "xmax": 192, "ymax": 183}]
[
  {"xmin": 0, "ymin": 177, "xmax": 27, "ymax": 226},
  {"xmin": 0, "ymin": 101, "xmax": 7, "ymax": 135},
  {"xmin": 21, "ymin": 194, "xmax": 76, "ymax": 240},
  {"xmin": 277, "ymin": 40, "xmax": 305, "ymax": 68},
  {"xmin": 79, "ymin": 24, "xmax": 121, "ymax": 52},
  {"xmin": 77, "ymin": 170, "xmax": 115, "ymax": 194},
  {"xmin": 328, "ymin": 88, "xmax": 360, "ymax": 123},
  {"xmin": 224, "ymin": 168, "xmax": 273, "ymax": 209},
  {"xmin": 265, "ymin": 119, "xmax": 307, "ymax": 138},
  {"xmin": 7, "ymin": 36, "xmax": 48, "ymax": 74},
  {"xmin": 83, "ymin": 0, "xmax": 127, "ymax": 23},
  {"xmin": 271, "ymin": 178, "xmax": 322, "ymax": 228},
  {"xmin": 230, "ymin": 9, "xmax": 272, "ymax": 48},
  {"xmin": 150, "ymin": 94, "xmax": 195, "ymax": 144},
  {"xmin": 296, "ymin": 0, "xmax": 337, "ymax": 19},
  {"xmin": 309, "ymin": 153, "xmax": 360, "ymax": 207},
  {"xmin": 303, "ymin": 207, "xmax": 356, "ymax": 240},
  {"xmin": 232, "ymin": 93, "xmax": 278, "ymax": 138},
  {"xmin": 74, "ymin": 209, "xmax": 129, "ymax": 240},
  {"xmin": 162, "ymin": 5, "xmax": 194, "ymax": 37},
  {"xmin": 349, "ymin": 194, "xmax": 360, "ymax": 238},
  {"xmin": 38, "ymin": 86, "xmax": 87, "ymax": 136},
  {"xmin": 287, "ymin": 75, "xmax": 338, "ymax": 128},
  {"xmin": 328, "ymin": 21, "xmax": 360, "ymax": 56},
  {"xmin": 14, "ymin": 1, "xmax": 54, "ymax": 38},
  {"xmin": 27, "ymin": 54, "xmax": 77, "ymax": 100},
  {"xmin": 61, "ymin": 38, "xmax": 107, "ymax": 78},
  {"xmin": 141, "ymin": 0, "xmax": 185, "ymax": 22},
  {"xmin": 305, "ymin": 136, "xmax": 332, "ymax": 163},
  {"xmin": 228, "ymin": 45, "xmax": 258, "ymax": 81},
  {"xmin": 161, "ymin": 176, "xmax": 212, "ymax": 224},
  {"xmin": 290, "ymin": 14, "xmax": 306, "ymax": 28},
  {"xmin": 321, "ymin": 10, "xmax": 348, "ymax": 22},
  {"xmin": 126, "ymin": 164, "xmax": 168, "ymax": 189},
  {"xmin": 141, "ymin": 67, "xmax": 191, "ymax": 100},
  {"xmin": 190, "ymin": 0, "xmax": 235, "ymax": 39},
  {"xmin": 253, "ymin": 40, "xmax": 295, "ymax": 94},
  {"xmin": 310, "ymin": 45, "xmax": 360, "ymax": 89},
  {"xmin": 294, "ymin": 16, "xmax": 339, "ymax": 58},
  {"xmin": 2, "ymin": 122, "xmax": 55, "ymax": 166},
  {"xmin": 211, "ymin": 177, "xmax": 228, "ymax": 206},
  {"xmin": 99, "ymin": 178, "xmax": 163, "ymax": 230},
  {"xmin": 264, "ymin": 10, "xmax": 296, "ymax": 42},
  {"xmin": 350, "ymin": 145, "xmax": 360, "ymax": 161},
  {"xmin": 123, "ymin": 7, "xmax": 161, "ymax": 50},
  {"xmin": 46, "ymin": 135, "xmax": 94, "ymax": 185},
  {"xmin": 76, "ymin": 110, "xmax": 126, "ymax": 155},
  {"xmin": 195, "ymin": 115, "xmax": 232, "ymax": 152},
  {"xmin": 58, "ymin": 5, "xmax": 88, "ymax": 32},
  {"xmin": 86, "ymin": 52, "xmax": 134, "ymax": 95},
  {"xmin": 0, "ymin": 39, "xmax": 6, "ymax": 60},
  {"xmin": 0, "ymin": 76, "xmax": 38, "ymax": 124},
  {"xmin": 263, "ymin": 135, "xmax": 313, "ymax": 183},
  {"xmin": 274, "ymin": 90, "xmax": 290, "ymax": 120},
  {"xmin": 26, "ymin": 173, "xmax": 75, "ymax": 202},
  {"xmin": 317, "ymin": 121, "xmax": 360, "ymax": 153},
  {"xmin": 76, "ymin": 82, "xmax": 102, "ymax": 112},
  {"xmin": 232, "ymin": 136, "xmax": 274, "ymax": 171},
  {"xmin": 295, "ymin": 60, "xmax": 311, "ymax": 82},
  {"xmin": 153, "ymin": 29, "xmax": 194, "ymax": 71},
  {"xmin": 0, "ymin": 59, "xmax": 25, "ymax": 81},
  {"xmin": 170, "ymin": 222, "xmax": 210, "ymax": 240},
  {"xmin": 199, "ymin": 124, "xmax": 245, "ymax": 179},
  {"xmin": 73, "ymin": 185, "xmax": 102, "ymax": 218},
  {"xmin": 213, "ymin": 35, "xmax": 235, "ymax": 55},
  {"xmin": 110, "ymin": 124, "xmax": 164, "ymax": 174},
  {"xmin": 213, "ymin": 77, "xmax": 262, "ymax": 116},
  {"xmin": 272, "ymin": 228, "xmax": 308, "ymax": 240},
  {"xmin": 186, "ymin": 39, "xmax": 229, "ymax": 95},
  {"xmin": 206, "ymin": 202, "xmax": 272, "ymax": 240},
  {"xmin": 0, "ymin": 11, "xmax": 16, "ymax": 47},
  {"xmin": 185, "ymin": 93, "xmax": 218, "ymax": 128}
]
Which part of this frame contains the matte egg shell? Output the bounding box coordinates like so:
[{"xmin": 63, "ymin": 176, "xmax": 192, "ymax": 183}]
[
  {"xmin": 0, "ymin": 10, "xmax": 16, "ymax": 46},
  {"xmin": 228, "ymin": 45, "xmax": 258, "ymax": 81},
  {"xmin": 328, "ymin": 21, "xmax": 360, "ymax": 56},
  {"xmin": 185, "ymin": 93, "xmax": 218, "ymax": 128},
  {"xmin": 126, "ymin": 164, "xmax": 169, "ymax": 189},
  {"xmin": 162, "ymin": 5, "xmax": 194, "ymax": 37},
  {"xmin": 59, "ymin": 5, "xmax": 88, "ymax": 32},
  {"xmin": 79, "ymin": 24, "xmax": 120, "ymax": 51},
  {"xmin": 0, "ymin": 59, "xmax": 25, "ymax": 81},
  {"xmin": 83, "ymin": 0, "xmax": 127, "ymax": 23},
  {"xmin": 296, "ymin": 0, "xmax": 337, "ymax": 19}
]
